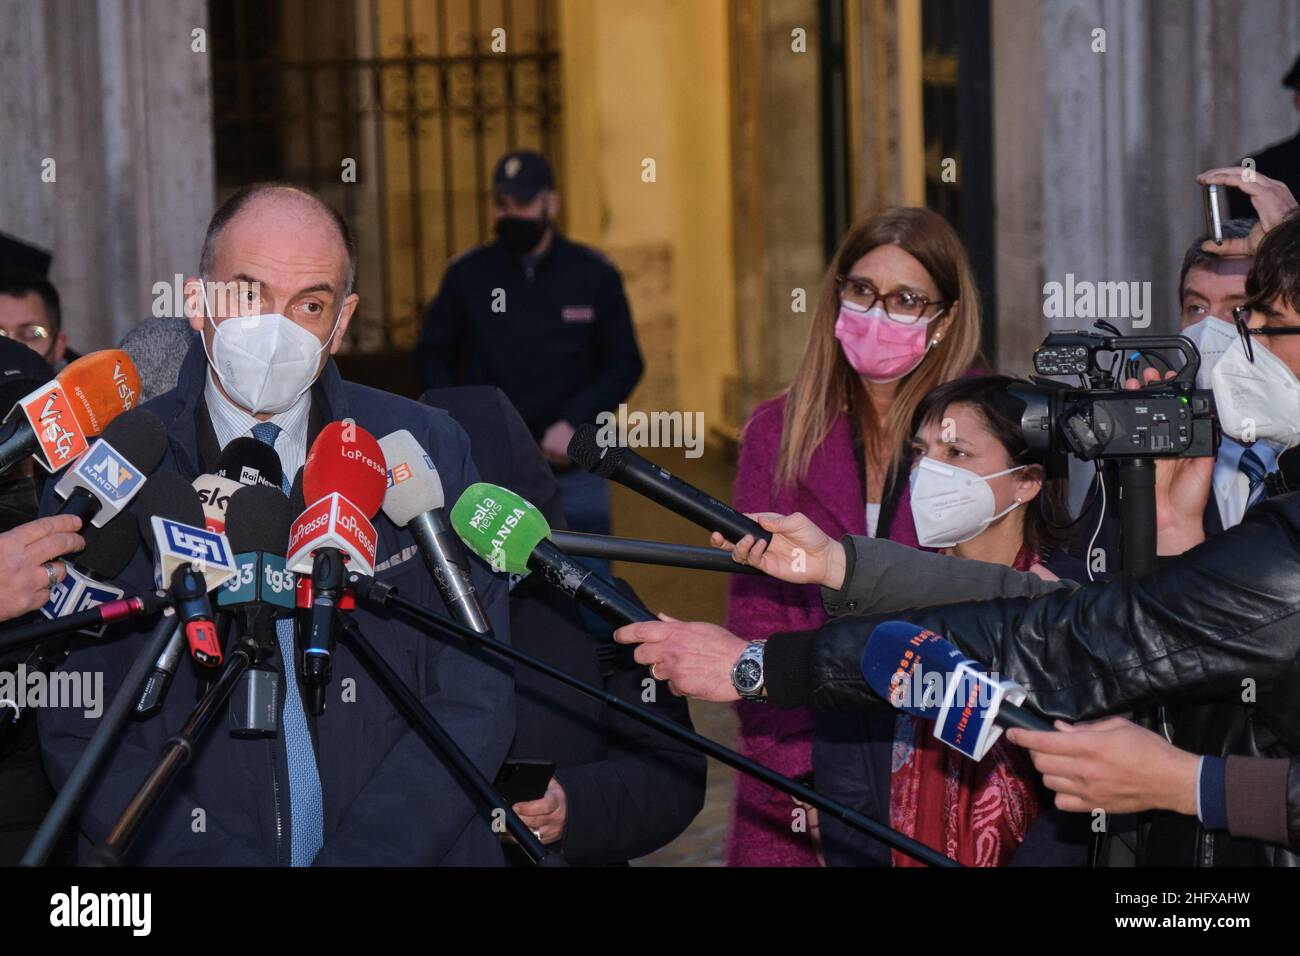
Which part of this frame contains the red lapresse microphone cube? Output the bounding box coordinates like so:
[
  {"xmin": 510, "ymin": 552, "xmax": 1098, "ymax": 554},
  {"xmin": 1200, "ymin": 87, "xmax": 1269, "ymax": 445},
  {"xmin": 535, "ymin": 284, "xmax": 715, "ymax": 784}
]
[{"xmin": 303, "ymin": 420, "xmax": 388, "ymax": 519}]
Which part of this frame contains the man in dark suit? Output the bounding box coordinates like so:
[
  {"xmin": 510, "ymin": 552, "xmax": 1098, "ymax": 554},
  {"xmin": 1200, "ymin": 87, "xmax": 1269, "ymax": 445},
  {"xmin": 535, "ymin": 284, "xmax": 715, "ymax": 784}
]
[
  {"xmin": 38, "ymin": 184, "xmax": 514, "ymax": 866},
  {"xmin": 423, "ymin": 384, "xmax": 706, "ymax": 864}
]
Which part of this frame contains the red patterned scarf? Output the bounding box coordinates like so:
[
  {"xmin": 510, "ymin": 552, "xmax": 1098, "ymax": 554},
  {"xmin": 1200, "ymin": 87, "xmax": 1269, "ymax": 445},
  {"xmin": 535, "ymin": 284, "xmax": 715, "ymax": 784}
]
[{"xmin": 888, "ymin": 544, "xmax": 1041, "ymax": 867}]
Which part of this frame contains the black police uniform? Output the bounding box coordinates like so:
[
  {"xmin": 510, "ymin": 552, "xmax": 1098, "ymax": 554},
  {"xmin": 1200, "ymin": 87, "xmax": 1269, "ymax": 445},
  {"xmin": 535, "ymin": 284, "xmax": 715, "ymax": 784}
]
[{"xmin": 414, "ymin": 233, "xmax": 644, "ymax": 442}]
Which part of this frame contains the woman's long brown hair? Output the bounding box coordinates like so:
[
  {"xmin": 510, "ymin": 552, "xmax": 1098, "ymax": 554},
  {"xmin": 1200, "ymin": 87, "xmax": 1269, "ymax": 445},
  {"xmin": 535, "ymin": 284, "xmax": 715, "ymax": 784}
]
[{"xmin": 773, "ymin": 207, "xmax": 984, "ymax": 490}]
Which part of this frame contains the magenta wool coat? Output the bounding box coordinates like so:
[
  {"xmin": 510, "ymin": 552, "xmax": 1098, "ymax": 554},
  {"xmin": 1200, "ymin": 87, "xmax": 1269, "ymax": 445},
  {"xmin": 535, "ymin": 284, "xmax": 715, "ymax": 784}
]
[{"xmin": 724, "ymin": 393, "xmax": 920, "ymax": 866}]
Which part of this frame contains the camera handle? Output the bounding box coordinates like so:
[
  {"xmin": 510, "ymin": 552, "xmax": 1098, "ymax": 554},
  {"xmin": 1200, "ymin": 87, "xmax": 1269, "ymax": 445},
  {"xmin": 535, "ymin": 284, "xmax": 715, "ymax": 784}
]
[{"xmin": 1118, "ymin": 458, "xmax": 1157, "ymax": 575}]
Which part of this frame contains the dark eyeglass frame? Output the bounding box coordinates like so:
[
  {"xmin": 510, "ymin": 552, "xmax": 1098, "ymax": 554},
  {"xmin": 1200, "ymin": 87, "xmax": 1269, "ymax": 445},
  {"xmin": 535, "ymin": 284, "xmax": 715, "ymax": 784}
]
[
  {"xmin": 1231, "ymin": 304, "xmax": 1300, "ymax": 363},
  {"xmin": 834, "ymin": 274, "xmax": 951, "ymax": 325}
]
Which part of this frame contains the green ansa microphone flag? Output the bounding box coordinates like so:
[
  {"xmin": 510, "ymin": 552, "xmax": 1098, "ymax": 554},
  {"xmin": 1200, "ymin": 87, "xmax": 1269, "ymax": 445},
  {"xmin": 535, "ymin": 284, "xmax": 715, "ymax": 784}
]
[
  {"xmin": 449, "ymin": 481, "xmax": 654, "ymax": 625},
  {"xmin": 449, "ymin": 482, "xmax": 551, "ymax": 575}
]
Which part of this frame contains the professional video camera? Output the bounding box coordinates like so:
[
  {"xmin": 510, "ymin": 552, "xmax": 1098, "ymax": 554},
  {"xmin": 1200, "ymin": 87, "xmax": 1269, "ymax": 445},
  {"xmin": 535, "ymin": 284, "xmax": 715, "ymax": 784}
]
[
  {"xmin": 1008, "ymin": 329, "xmax": 1219, "ymax": 461},
  {"xmin": 1004, "ymin": 327, "xmax": 1220, "ymax": 575}
]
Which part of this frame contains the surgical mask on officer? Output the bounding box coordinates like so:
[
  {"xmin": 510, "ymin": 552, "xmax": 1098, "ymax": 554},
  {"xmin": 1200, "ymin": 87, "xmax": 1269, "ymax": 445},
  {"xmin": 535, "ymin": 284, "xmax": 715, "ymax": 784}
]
[{"xmin": 495, "ymin": 214, "xmax": 548, "ymax": 256}]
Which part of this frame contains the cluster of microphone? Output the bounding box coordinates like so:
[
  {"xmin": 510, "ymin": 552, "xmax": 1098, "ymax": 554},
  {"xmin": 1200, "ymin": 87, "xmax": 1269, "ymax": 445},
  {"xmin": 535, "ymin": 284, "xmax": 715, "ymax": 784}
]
[{"xmin": 0, "ymin": 358, "xmax": 1008, "ymax": 868}]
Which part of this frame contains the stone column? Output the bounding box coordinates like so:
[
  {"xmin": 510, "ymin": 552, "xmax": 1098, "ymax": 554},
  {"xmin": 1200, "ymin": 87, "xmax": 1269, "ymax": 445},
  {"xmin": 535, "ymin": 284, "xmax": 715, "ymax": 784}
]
[{"xmin": 0, "ymin": 0, "xmax": 214, "ymax": 352}]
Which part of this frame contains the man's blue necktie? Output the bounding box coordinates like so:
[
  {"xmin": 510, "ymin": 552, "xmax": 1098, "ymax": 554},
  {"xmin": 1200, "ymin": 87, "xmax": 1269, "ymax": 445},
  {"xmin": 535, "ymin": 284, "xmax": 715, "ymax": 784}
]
[
  {"xmin": 251, "ymin": 421, "xmax": 324, "ymax": 866},
  {"xmin": 1238, "ymin": 446, "xmax": 1273, "ymax": 512}
]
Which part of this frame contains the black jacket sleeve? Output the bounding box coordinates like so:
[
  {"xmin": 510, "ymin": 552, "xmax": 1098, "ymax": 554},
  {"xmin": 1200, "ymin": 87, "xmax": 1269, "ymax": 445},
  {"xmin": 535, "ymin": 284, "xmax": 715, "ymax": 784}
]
[
  {"xmin": 775, "ymin": 497, "xmax": 1300, "ymax": 721},
  {"xmin": 415, "ymin": 264, "xmax": 469, "ymax": 390},
  {"xmin": 557, "ymin": 265, "xmax": 643, "ymax": 428},
  {"xmin": 554, "ymin": 639, "xmax": 707, "ymax": 865}
]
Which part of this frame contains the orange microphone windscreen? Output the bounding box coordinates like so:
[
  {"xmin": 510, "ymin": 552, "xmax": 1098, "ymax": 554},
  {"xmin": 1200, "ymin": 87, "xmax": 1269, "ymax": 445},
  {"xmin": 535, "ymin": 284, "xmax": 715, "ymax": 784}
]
[
  {"xmin": 303, "ymin": 420, "xmax": 388, "ymax": 519},
  {"xmin": 56, "ymin": 349, "xmax": 142, "ymax": 437}
]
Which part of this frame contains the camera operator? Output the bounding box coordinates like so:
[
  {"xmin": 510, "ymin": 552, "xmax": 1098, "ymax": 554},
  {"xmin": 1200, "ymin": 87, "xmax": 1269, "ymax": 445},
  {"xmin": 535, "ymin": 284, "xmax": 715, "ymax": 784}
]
[{"xmin": 618, "ymin": 186, "xmax": 1300, "ymax": 866}]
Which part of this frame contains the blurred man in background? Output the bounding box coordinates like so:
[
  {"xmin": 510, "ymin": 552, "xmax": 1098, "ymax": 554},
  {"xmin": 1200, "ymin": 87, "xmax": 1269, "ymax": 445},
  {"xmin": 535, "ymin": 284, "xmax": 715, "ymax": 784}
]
[
  {"xmin": 0, "ymin": 268, "xmax": 70, "ymax": 370},
  {"xmin": 415, "ymin": 149, "xmax": 644, "ymax": 544}
]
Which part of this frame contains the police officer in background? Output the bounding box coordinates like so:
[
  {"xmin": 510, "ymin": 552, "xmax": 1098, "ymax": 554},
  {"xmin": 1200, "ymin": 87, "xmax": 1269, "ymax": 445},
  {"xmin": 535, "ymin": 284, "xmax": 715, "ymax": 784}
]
[{"xmin": 415, "ymin": 150, "xmax": 644, "ymax": 542}]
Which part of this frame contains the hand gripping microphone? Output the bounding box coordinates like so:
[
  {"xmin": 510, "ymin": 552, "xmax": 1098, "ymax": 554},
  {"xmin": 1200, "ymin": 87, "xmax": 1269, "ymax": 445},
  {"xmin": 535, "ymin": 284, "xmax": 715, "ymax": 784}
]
[
  {"xmin": 37, "ymin": 517, "xmax": 140, "ymax": 636},
  {"xmin": 450, "ymin": 482, "xmax": 654, "ymax": 626},
  {"xmin": 0, "ymin": 348, "xmax": 142, "ymax": 474},
  {"xmin": 214, "ymin": 436, "xmax": 285, "ymax": 491},
  {"xmin": 378, "ymin": 429, "xmax": 490, "ymax": 633},
  {"xmin": 861, "ymin": 621, "xmax": 1055, "ymax": 761},
  {"xmin": 134, "ymin": 472, "xmax": 237, "ymax": 669},
  {"xmin": 566, "ymin": 423, "xmax": 770, "ymax": 546},
  {"xmin": 0, "ymin": 520, "xmax": 145, "ymax": 738},
  {"xmin": 220, "ymin": 484, "xmax": 296, "ymax": 735},
  {"xmin": 287, "ymin": 421, "xmax": 388, "ymax": 714},
  {"xmin": 52, "ymin": 408, "xmax": 167, "ymax": 527}
]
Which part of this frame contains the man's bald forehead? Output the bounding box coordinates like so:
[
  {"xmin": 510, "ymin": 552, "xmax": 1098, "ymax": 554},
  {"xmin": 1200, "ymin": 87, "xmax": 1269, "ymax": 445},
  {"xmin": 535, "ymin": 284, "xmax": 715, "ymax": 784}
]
[
  {"xmin": 230, "ymin": 187, "xmax": 339, "ymax": 234},
  {"xmin": 200, "ymin": 182, "xmax": 356, "ymax": 291}
]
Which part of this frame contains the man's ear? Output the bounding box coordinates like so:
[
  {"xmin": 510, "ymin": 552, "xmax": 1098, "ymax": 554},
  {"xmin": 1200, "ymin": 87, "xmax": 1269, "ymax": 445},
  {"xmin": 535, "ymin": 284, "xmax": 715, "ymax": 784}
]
[
  {"xmin": 546, "ymin": 190, "xmax": 560, "ymax": 220},
  {"xmin": 330, "ymin": 293, "xmax": 359, "ymax": 355},
  {"xmin": 182, "ymin": 275, "xmax": 206, "ymax": 332}
]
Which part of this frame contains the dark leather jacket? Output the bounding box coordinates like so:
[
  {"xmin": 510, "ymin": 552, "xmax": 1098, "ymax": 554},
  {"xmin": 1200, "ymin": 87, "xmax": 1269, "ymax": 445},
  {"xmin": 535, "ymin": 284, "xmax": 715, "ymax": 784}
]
[{"xmin": 775, "ymin": 495, "xmax": 1300, "ymax": 865}]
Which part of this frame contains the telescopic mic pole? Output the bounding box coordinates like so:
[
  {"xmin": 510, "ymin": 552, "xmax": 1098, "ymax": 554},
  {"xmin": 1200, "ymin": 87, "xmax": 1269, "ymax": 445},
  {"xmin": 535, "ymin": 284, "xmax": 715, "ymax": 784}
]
[
  {"xmin": 20, "ymin": 607, "xmax": 178, "ymax": 866},
  {"xmin": 336, "ymin": 615, "xmax": 560, "ymax": 865},
  {"xmin": 348, "ymin": 572, "xmax": 958, "ymax": 869}
]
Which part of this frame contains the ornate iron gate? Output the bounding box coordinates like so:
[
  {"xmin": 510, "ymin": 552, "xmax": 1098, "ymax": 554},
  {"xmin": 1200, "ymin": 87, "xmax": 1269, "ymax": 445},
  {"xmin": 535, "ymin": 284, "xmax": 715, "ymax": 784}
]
[{"xmin": 210, "ymin": 0, "xmax": 562, "ymax": 379}]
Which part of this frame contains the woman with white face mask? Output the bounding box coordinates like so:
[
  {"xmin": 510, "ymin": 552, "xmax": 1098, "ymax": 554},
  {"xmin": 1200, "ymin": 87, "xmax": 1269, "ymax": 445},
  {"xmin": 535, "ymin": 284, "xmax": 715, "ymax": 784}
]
[{"xmin": 715, "ymin": 374, "xmax": 1091, "ymax": 866}]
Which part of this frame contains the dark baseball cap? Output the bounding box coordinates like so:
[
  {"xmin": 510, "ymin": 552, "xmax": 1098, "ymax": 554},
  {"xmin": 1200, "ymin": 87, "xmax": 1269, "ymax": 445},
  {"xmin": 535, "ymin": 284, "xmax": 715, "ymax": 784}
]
[
  {"xmin": 0, "ymin": 232, "xmax": 52, "ymax": 276},
  {"xmin": 0, "ymin": 335, "xmax": 53, "ymax": 414},
  {"xmin": 1285, "ymin": 52, "xmax": 1300, "ymax": 91},
  {"xmin": 492, "ymin": 150, "xmax": 555, "ymax": 202}
]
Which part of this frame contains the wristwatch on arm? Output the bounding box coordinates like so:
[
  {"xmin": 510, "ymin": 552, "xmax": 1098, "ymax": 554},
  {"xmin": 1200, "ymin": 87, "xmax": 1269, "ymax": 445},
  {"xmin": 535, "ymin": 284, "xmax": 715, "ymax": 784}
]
[{"xmin": 731, "ymin": 640, "xmax": 767, "ymax": 701}]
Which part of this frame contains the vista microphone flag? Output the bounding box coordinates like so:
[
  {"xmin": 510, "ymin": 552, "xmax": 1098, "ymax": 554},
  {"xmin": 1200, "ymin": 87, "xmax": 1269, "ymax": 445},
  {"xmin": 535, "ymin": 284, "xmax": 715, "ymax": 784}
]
[
  {"xmin": 861, "ymin": 621, "xmax": 1052, "ymax": 761},
  {"xmin": 0, "ymin": 349, "xmax": 141, "ymax": 473}
]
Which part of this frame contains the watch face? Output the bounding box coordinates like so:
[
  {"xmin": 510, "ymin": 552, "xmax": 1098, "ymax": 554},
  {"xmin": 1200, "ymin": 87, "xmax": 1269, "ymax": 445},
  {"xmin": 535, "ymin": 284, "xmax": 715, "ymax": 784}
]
[{"xmin": 735, "ymin": 658, "xmax": 762, "ymax": 691}]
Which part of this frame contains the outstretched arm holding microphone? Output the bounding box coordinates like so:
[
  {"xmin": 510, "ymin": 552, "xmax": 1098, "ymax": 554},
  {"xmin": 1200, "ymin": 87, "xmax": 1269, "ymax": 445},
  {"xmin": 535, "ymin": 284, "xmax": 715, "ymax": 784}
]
[{"xmin": 0, "ymin": 514, "xmax": 84, "ymax": 622}]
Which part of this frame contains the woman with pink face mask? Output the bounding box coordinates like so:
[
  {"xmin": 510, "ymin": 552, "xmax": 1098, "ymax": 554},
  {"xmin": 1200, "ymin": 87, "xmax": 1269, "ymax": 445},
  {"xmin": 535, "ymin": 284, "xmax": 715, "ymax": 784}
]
[{"xmin": 724, "ymin": 208, "xmax": 983, "ymax": 866}]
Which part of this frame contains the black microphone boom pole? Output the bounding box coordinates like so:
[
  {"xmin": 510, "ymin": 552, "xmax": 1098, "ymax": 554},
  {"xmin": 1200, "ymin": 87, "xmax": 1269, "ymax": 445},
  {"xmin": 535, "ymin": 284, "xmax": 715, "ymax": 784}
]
[
  {"xmin": 93, "ymin": 626, "xmax": 266, "ymax": 863},
  {"xmin": 567, "ymin": 424, "xmax": 771, "ymax": 546},
  {"xmin": 20, "ymin": 607, "xmax": 178, "ymax": 866},
  {"xmin": 348, "ymin": 572, "xmax": 958, "ymax": 869},
  {"xmin": 335, "ymin": 615, "xmax": 560, "ymax": 866},
  {"xmin": 550, "ymin": 530, "xmax": 765, "ymax": 575}
]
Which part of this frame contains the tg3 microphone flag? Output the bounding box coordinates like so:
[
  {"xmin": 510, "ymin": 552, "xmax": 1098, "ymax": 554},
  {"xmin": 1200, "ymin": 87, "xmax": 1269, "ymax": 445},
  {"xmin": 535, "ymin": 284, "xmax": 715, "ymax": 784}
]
[{"xmin": 861, "ymin": 621, "xmax": 1052, "ymax": 761}]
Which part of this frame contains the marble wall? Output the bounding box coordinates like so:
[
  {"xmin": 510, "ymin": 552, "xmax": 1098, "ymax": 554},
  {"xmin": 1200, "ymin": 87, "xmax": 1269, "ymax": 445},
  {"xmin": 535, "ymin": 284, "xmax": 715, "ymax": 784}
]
[{"xmin": 0, "ymin": 0, "xmax": 214, "ymax": 353}]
